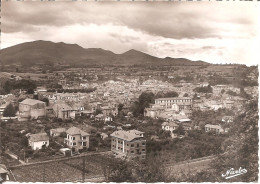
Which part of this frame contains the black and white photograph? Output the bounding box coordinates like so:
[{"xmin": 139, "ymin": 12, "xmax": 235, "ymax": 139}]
[{"xmin": 0, "ymin": 1, "xmax": 259, "ymax": 183}]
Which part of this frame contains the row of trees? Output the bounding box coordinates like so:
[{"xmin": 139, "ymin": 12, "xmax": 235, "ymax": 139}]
[
  {"xmin": 2, "ymin": 79, "xmax": 37, "ymax": 94},
  {"xmin": 193, "ymin": 85, "xmax": 213, "ymax": 93}
]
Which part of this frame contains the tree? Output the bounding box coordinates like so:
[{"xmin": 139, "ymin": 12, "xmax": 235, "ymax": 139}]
[
  {"xmin": 131, "ymin": 92, "xmax": 155, "ymax": 117},
  {"xmin": 195, "ymin": 100, "xmax": 258, "ymax": 182},
  {"xmin": 164, "ymin": 91, "xmax": 179, "ymax": 98},
  {"xmin": 95, "ymin": 109, "xmax": 103, "ymax": 115},
  {"xmin": 173, "ymin": 124, "xmax": 185, "ymax": 136},
  {"xmin": 183, "ymin": 93, "xmax": 189, "ymax": 97},
  {"xmin": 193, "ymin": 85, "xmax": 213, "ymax": 93},
  {"xmin": 104, "ymin": 159, "xmax": 134, "ymax": 182},
  {"xmin": 27, "ymin": 88, "xmax": 34, "ymax": 94},
  {"xmin": 20, "ymin": 136, "xmax": 29, "ymax": 147},
  {"xmin": 41, "ymin": 98, "xmax": 49, "ymax": 106},
  {"xmin": 135, "ymin": 154, "xmax": 168, "ymax": 182},
  {"xmin": 3, "ymin": 103, "xmax": 16, "ymax": 117},
  {"xmin": 118, "ymin": 103, "xmax": 124, "ymax": 112}
]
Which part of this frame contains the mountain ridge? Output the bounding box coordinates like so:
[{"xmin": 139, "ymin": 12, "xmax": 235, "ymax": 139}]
[{"xmin": 0, "ymin": 40, "xmax": 210, "ymax": 66}]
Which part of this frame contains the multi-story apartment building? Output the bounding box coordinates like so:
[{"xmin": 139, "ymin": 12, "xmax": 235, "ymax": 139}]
[
  {"xmin": 155, "ymin": 97, "xmax": 192, "ymax": 110},
  {"xmin": 111, "ymin": 130, "xmax": 146, "ymax": 160},
  {"xmin": 64, "ymin": 127, "xmax": 90, "ymax": 152}
]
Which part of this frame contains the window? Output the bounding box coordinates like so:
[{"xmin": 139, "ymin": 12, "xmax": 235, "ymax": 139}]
[
  {"xmin": 136, "ymin": 144, "xmax": 139, "ymax": 148},
  {"xmin": 131, "ymin": 144, "xmax": 134, "ymax": 147},
  {"xmin": 131, "ymin": 151, "xmax": 134, "ymax": 153},
  {"xmin": 73, "ymin": 137, "xmax": 75, "ymax": 140},
  {"xmin": 82, "ymin": 136, "xmax": 86, "ymax": 140},
  {"xmin": 142, "ymin": 142, "xmax": 146, "ymax": 146},
  {"xmin": 73, "ymin": 142, "xmax": 76, "ymax": 146},
  {"xmin": 142, "ymin": 149, "xmax": 145, "ymax": 152}
]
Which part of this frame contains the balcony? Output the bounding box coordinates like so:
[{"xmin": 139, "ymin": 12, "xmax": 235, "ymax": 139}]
[
  {"xmin": 78, "ymin": 139, "xmax": 87, "ymax": 143},
  {"xmin": 64, "ymin": 138, "xmax": 69, "ymax": 142}
]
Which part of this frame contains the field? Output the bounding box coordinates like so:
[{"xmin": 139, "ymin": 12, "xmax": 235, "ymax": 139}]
[{"xmin": 10, "ymin": 154, "xmax": 112, "ymax": 182}]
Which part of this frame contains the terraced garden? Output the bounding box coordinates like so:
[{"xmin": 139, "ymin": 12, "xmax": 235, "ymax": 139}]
[{"xmin": 10, "ymin": 154, "xmax": 112, "ymax": 182}]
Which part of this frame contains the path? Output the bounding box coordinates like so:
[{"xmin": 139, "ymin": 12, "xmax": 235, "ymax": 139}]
[{"xmin": 5, "ymin": 151, "xmax": 26, "ymax": 164}]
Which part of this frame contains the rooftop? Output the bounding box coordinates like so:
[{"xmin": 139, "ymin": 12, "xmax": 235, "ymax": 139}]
[
  {"xmin": 111, "ymin": 130, "xmax": 144, "ymax": 142},
  {"xmin": 66, "ymin": 126, "xmax": 90, "ymax": 136},
  {"xmin": 29, "ymin": 132, "xmax": 49, "ymax": 142},
  {"xmin": 20, "ymin": 98, "xmax": 45, "ymax": 106}
]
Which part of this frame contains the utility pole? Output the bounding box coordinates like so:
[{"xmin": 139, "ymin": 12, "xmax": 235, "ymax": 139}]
[
  {"xmin": 82, "ymin": 157, "xmax": 86, "ymax": 182},
  {"xmin": 43, "ymin": 166, "xmax": 46, "ymax": 182}
]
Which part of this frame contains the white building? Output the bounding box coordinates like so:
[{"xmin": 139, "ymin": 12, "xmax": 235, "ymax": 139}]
[{"xmin": 28, "ymin": 133, "xmax": 49, "ymax": 150}]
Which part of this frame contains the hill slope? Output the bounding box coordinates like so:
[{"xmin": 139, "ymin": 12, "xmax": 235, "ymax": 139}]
[{"xmin": 0, "ymin": 40, "xmax": 209, "ymax": 66}]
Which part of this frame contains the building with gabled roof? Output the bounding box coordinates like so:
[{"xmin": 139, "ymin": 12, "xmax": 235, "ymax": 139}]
[
  {"xmin": 110, "ymin": 130, "xmax": 146, "ymax": 160},
  {"xmin": 205, "ymin": 124, "xmax": 226, "ymax": 134},
  {"xmin": 28, "ymin": 132, "xmax": 49, "ymax": 150},
  {"xmin": 19, "ymin": 98, "xmax": 46, "ymax": 120},
  {"xmin": 53, "ymin": 102, "xmax": 77, "ymax": 120},
  {"xmin": 64, "ymin": 126, "xmax": 90, "ymax": 152}
]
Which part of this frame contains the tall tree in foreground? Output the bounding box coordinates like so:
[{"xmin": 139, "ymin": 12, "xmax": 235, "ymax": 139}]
[{"xmin": 3, "ymin": 103, "xmax": 16, "ymax": 117}]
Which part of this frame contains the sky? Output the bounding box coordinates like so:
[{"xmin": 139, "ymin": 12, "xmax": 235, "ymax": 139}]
[{"xmin": 1, "ymin": 1, "xmax": 260, "ymax": 66}]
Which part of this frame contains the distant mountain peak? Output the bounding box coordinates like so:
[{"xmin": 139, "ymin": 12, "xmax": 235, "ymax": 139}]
[
  {"xmin": 122, "ymin": 49, "xmax": 143, "ymax": 54},
  {"xmin": 1, "ymin": 40, "xmax": 210, "ymax": 66}
]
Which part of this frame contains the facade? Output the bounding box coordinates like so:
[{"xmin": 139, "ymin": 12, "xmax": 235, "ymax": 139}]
[
  {"xmin": 155, "ymin": 97, "xmax": 192, "ymax": 110},
  {"xmin": 28, "ymin": 133, "xmax": 49, "ymax": 150},
  {"xmin": 53, "ymin": 103, "xmax": 76, "ymax": 120},
  {"xmin": 110, "ymin": 130, "xmax": 146, "ymax": 160},
  {"xmin": 162, "ymin": 121, "xmax": 178, "ymax": 138},
  {"xmin": 0, "ymin": 103, "xmax": 9, "ymax": 117},
  {"xmin": 50, "ymin": 128, "xmax": 66, "ymax": 137},
  {"xmin": 19, "ymin": 99, "xmax": 46, "ymax": 120},
  {"xmin": 144, "ymin": 105, "xmax": 164, "ymax": 118},
  {"xmin": 64, "ymin": 127, "xmax": 90, "ymax": 151},
  {"xmin": 205, "ymin": 124, "xmax": 225, "ymax": 134},
  {"xmin": 162, "ymin": 121, "xmax": 178, "ymax": 133}
]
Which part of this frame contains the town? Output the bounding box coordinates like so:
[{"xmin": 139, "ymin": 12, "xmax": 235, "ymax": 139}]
[{"xmin": 0, "ymin": 60, "xmax": 258, "ymax": 182}]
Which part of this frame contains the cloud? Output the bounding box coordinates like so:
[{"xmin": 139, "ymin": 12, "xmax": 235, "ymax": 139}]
[{"xmin": 1, "ymin": 1, "xmax": 259, "ymax": 66}]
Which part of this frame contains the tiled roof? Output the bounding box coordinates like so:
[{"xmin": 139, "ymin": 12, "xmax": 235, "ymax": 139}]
[
  {"xmin": 50, "ymin": 128, "xmax": 66, "ymax": 133},
  {"xmin": 29, "ymin": 133, "xmax": 49, "ymax": 142},
  {"xmin": 162, "ymin": 121, "xmax": 178, "ymax": 127},
  {"xmin": 20, "ymin": 98, "xmax": 45, "ymax": 106},
  {"xmin": 205, "ymin": 124, "xmax": 222, "ymax": 129},
  {"xmin": 111, "ymin": 130, "xmax": 144, "ymax": 142},
  {"xmin": 66, "ymin": 126, "xmax": 89, "ymax": 136}
]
